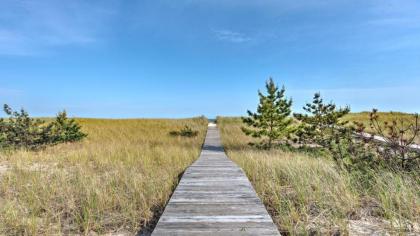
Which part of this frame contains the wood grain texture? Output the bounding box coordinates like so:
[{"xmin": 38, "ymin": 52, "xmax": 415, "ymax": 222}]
[{"xmin": 152, "ymin": 125, "xmax": 280, "ymax": 235}]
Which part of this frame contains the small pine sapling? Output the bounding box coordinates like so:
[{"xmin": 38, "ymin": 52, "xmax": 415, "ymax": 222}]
[
  {"xmin": 293, "ymin": 93, "xmax": 376, "ymax": 169},
  {"xmin": 50, "ymin": 110, "xmax": 87, "ymax": 143},
  {"xmin": 242, "ymin": 78, "xmax": 294, "ymax": 149}
]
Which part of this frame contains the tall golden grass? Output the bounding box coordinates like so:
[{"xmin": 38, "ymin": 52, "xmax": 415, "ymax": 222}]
[
  {"xmin": 218, "ymin": 117, "xmax": 419, "ymax": 235},
  {"xmin": 0, "ymin": 118, "xmax": 207, "ymax": 235}
]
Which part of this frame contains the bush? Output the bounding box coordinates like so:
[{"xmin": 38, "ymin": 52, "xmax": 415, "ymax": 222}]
[
  {"xmin": 293, "ymin": 92, "xmax": 351, "ymax": 147},
  {"xmin": 169, "ymin": 125, "xmax": 198, "ymax": 137},
  {"xmin": 0, "ymin": 104, "xmax": 87, "ymax": 150},
  {"xmin": 368, "ymin": 109, "xmax": 419, "ymax": 170},
  {"xmin": 50, "ymin": 111, "xmax": 87, "ymax": 143},
  {"xmin": 293, "ymin": 93, "xmax": 378, "ymax": 171},
  {"xmin": 292, "ymin": 93, "xmax": 420, "ymax": 172},
  {"xmin": 0, "ymin": 104, "xmax": 52, "ymax": 150}
]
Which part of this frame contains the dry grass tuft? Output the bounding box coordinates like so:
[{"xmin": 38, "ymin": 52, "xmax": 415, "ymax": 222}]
[{"xmin": 0, "ymin": 118, "xmax": 207, "ymax": 235}]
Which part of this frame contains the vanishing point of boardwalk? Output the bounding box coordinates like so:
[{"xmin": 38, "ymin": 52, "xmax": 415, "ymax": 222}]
[{"xmin": 152, "ymin": 124, "xmax": 280, "ymax": 235}]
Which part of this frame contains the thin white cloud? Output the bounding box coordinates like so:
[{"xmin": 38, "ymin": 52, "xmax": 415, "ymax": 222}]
[
  {"xmin": 212, "ymin": 29, "xmax": 251, "ymax": 43},
  {"xmin": 291, "ymin": 85, "xmax": 420, "ymax": 96},
  {"xmin": 367, "ymin": 0, "xmax": 420, "ymax": 29},
  {"xmin": 183, "ymin": 0, "xmax": 351, "ymax": 10},
  {"xmin": 0, "ymin": 30, "xmax": 30, "ymax": 56},
  {"xmin": 0, "ymin": 88, "xmax": 23, "ymax": 97},
  {"xmin": 368, "ymin": 17, "xmax": 420, "ymax": 28},
  {"xmin": 289, "ymin": 85, "xmax": 420, "ymax": 113},
  {"xmin": 377, "ymin": 34, "xmax": 420, "ymax": 51},
  {"xmin": 0, "ymin": 0, "xmax": 118, "ymax": 56},
  {"xmin": 369, "ymin": 0, "xmax": 420, "ymax": 16}
]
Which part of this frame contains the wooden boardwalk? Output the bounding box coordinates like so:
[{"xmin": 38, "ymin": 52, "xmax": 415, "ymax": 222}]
[{"xmin": 152, "ymin": 124, "xmax": 280, "ymax": 235}]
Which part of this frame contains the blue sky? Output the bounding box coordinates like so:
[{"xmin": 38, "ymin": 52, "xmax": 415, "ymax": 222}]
[{"xmin": 1, "ymin": 0, "xmax": 419, "ymax": 118}]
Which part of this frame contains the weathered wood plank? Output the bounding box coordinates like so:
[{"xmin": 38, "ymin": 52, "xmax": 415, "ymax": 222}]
[{"xmin": 152, "ymin": 124, "xmax": 280, "ymax": 235}]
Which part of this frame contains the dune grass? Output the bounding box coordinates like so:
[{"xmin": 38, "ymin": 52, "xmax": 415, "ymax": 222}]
[
  {"xmin": 218, "ymin": 117, "xmax": 419, "ymax": 235},
  {"xmin": 0, "ymin": 117, "xmax": 208, "ymax": 235}
]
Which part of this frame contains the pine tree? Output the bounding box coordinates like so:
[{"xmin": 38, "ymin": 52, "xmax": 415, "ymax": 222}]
[
  {"xmin": 293, "ymin": 92, "xmax": 350, "ymax": 148},
  {"xmin": 294, "ymin": 93, "xmax": 356, "ymax": 165},
  {"xmin": 242, "ymin": 78, "xmax": 293, "ymax": 149}
]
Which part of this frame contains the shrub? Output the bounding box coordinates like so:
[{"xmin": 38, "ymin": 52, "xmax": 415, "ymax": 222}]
[
  {"xmin": 292, "ymin": 93, "xmax": 420, "ymax": 172},
  {"xmin": 293, "ymin": 93, "xmax": 351, "ymax": 147},
  {"xmin": 0, "ymin": 104, "xmax": 52, "ymax": 150},
  {"xmin": 293, "ymin": 93, "xmax": 377, "ymax": 170},
  {"xmin": 50, "ymin": 110, "xmax": 87, "ymax": 143},
  {"xmin": 368, "ymin": 109, "xmax": 419, "ymax": 170},
  {"xmin": 0, "ymin": 104, "xmax": 86, "ymax": 150},
  {"xmin": 169, "ymin": 125, "xmax": 198, "ymax": 137}
]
